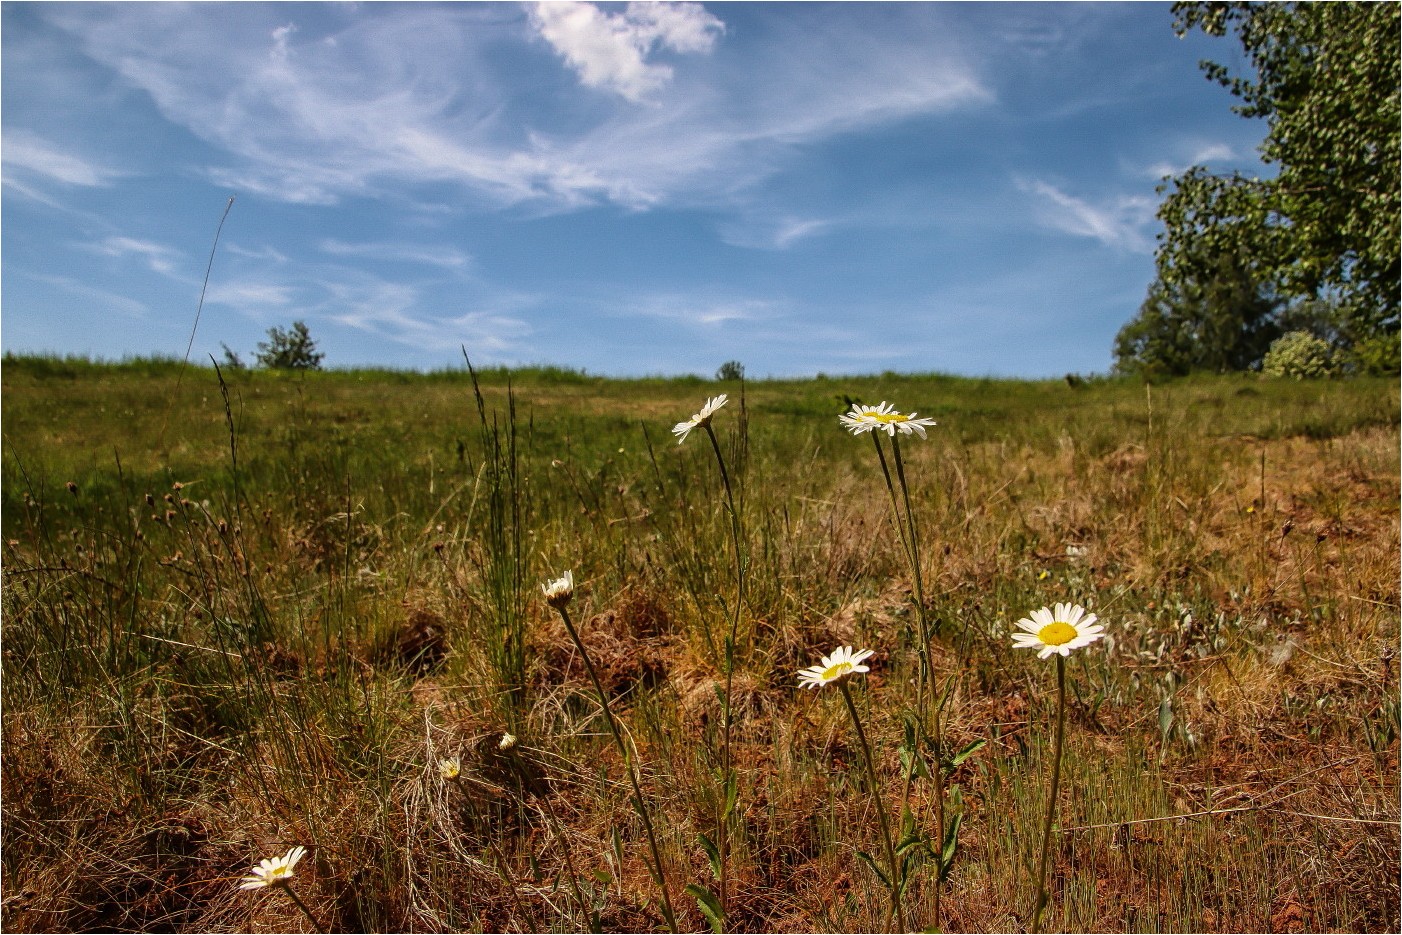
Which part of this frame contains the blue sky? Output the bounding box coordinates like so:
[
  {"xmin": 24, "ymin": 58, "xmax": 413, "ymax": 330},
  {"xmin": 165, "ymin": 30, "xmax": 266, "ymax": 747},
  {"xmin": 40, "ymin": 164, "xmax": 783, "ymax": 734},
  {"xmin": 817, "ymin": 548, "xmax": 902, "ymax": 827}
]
[{"xmin": 2, "ymin": 2, "xmax": 1267, "ymax": 378}]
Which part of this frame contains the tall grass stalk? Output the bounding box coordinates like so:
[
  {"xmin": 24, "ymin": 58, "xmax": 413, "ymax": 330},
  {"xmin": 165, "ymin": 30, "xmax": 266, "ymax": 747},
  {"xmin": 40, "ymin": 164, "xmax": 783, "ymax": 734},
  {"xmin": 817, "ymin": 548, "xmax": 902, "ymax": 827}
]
[{"xmin": 464, "ymin": 354, "xmax": 531, "ymax": 730}]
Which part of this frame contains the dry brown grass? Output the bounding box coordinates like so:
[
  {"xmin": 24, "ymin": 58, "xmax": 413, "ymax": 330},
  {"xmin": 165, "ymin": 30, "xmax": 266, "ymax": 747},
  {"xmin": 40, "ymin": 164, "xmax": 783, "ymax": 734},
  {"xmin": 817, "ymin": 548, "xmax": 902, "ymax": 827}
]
[{"xmin": 2, "ymin": 365, "xmax": 1397, "ymax": 933}]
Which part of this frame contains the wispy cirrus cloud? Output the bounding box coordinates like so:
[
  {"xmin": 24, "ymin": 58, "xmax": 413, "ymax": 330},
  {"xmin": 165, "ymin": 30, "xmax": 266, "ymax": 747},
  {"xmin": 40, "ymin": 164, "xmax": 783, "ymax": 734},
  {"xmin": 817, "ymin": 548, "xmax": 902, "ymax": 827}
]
[
  {"xmin": 321, "ymin": 276, "xmax": 532, "ymax": 354},
  {"xmin": 28, "ymin": 272, "xmax": 149, "ymax": 318},
  {"xmin": 224, "ymin": 242, "xmax": 290, "ymax": 264},
  {"xmin": 206, "ymin": 280, "xmax": 298, "ymax": 309},
  {"xmin": 624, "ymin": 293, "xmax": 784, "ymax": 327},
  {"xmin": 202, "ymin": 247, "xmax": 537, "ymax": 360},
  {"xmin": 528, "ymin": 1, "xmax": 723, "ymax": 103},
  {"xmin": 1017, "ymin": 177, "xmax": 1157, "ymax": 252},
  {"xmin": 1142, "ymin": 142, "xmax": 1237, "ymax": 180},
  {"xmin": 319, "ymin": 239, "xmax": 470, "ymax": 269},
  {"xmin": 90, "ymin": 236, "xmax": 182, "ymax": 275},
  {"xmin": 34, "ymin": 4, "xmax": 989, "ymax": 214},
  {"xmin": 717, "ymin": 214, "xmax": 832, "ymax": 250},
  {"xmin": 2, "ymin": 128, "xmax": 120, "ymax": 187}
]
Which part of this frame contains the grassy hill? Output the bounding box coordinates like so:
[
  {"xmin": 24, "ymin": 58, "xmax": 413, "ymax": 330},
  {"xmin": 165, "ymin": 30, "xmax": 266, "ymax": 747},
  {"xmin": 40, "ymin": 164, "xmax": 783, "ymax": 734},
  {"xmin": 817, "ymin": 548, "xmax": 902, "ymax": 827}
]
[{"xmin": 3, "ymin": 355, "xmax": 1398, "ymax": 932}]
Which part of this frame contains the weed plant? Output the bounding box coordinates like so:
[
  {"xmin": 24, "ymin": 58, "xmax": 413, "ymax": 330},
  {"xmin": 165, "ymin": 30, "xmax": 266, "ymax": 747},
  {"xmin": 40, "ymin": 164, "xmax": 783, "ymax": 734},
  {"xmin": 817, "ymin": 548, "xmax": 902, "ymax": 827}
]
[{"xmin": 1, "ymin": 355, "xmax": 1398, "ymax": 933}]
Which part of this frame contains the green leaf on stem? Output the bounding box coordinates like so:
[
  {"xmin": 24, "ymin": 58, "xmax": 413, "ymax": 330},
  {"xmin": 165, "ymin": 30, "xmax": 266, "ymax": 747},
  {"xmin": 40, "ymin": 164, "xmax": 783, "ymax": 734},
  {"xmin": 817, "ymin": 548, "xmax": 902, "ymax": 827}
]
[
  {"xmin": 855, "ymin": 849, "xmax": 892, "ymax": 890},
  {"xmin": 948, "ymin": 738, "xmax": 987, "ymax": 769},
  {"xmin": 697, "ymin": 832, "xmax": 722, "ymax": 881},
  {"xmin": 685, "ymin": 884, "xmax": 725, "ymax": 933}
]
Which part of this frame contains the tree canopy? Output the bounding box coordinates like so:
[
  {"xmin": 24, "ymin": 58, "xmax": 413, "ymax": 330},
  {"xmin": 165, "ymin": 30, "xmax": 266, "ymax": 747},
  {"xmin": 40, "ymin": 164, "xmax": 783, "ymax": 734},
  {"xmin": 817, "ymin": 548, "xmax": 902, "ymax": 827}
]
[
  {"xmin": 1118, "ymin": 1, "xmax": 1399, "ymax": 376},
  {"xmin": 1115, "ymin": 247, "xmax": 1282, "ymax": 377},
  {"xmin": 255, "ymin": 320, "xmax": 325, "ymax": 371}
]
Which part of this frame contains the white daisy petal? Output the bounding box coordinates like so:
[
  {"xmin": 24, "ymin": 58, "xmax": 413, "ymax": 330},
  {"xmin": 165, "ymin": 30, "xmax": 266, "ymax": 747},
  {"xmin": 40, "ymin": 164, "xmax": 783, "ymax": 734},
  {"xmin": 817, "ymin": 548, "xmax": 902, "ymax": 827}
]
[
  {"xmin": 238, "ymin": 845, "xmax": 305, "ymax": 891},
  {"xmin": 542, "ymin": 570, "xmax": 574, "ymax": 608},
  {"xmin": 795, "ymin": 645, "xmax": 877, "ymax": 690},
  {"xmin": 838, "ymin": 401, "xmax": 938, "ymax": 439},
  {"xmin": 673, "ymin": 395, "xmax": 728, "ymax": 444},
  {"xmin": 1008, "ymin": 603, "xmax": 1107, "ymax": 659}
]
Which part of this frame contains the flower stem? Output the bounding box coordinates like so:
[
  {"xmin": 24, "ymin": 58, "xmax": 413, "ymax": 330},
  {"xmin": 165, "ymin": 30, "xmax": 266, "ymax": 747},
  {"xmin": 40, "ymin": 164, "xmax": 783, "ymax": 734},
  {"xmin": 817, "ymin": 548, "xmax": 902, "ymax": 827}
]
[
  {"xmin": 281, "ymin": 884, "xmax": 325, "ymax": 934},
  {"xmin": 704, "ymin": 420, "xmax": 746, "ymax": 928},
  {"xmin": 875, "ymin": 432, "xmax": 945, "ymax": 930},
  {"xmin": 890, "ymin": 434, "xmax": 944, "ymax": 930},
  {"xmin": 555, "ymin": 604, "xmax": 678, "ymax": 933},
  {"xmin": 838, "ymin": 679, "xmax": 905, "ymax": 935},
  {"xmin": 1031, "ymin": 654, "xmax": 1067, "ymax": 933}
]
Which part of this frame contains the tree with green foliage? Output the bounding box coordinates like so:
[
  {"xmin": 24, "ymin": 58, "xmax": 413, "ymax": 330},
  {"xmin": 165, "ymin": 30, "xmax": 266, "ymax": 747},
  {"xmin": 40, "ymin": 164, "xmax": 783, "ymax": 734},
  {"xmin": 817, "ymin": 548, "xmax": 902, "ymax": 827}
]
[
  {"xmin": 1115, "ymin": 246, "xmax": 1282, "ymax": 376},
  {"xmin": 219, "ymin": 342, "xmax": 246, "ymax": 370},
  {"xmin": 255, "ymin": 320, "xmax": 324, "ymax": 371},
  {"xmin": 715, "ymin": 360, "xmax": 745, "ymax": 381},
  {"xmin": 1122, "ymin": 1, "xmax": 1399, "ymax": 375}
]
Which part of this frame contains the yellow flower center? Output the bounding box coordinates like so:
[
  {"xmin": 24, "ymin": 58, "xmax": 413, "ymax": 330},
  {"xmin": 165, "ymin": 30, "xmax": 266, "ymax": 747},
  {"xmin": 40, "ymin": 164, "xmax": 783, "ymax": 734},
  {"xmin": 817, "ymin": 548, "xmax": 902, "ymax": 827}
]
[
  {"xmin": 1038, "ymin": 621, "xmax": 1078, "ymax": 646},
  {"xmin": 871, "ymin": 412, "xmax": 909, "ymax": 423},
  {"xmin": 822, "ymin": 661, "xmax": 854, "ymax": 681}
]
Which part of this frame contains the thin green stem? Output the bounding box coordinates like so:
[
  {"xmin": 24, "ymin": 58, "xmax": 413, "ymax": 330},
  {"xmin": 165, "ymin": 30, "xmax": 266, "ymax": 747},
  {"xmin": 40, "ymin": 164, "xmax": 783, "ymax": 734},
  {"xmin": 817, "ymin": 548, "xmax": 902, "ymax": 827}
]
[
  {"xmin": 556, "ymin": 603, "xmax": 678, "ymax": 933},
  {"xmin": 868, "ymin": 434, "xmax": 915, "ymax": 570},
  {"xmin": 874, "ymin": 432, "xmax": 945, "ymax": 930},
  {"xmin": 1031, "ymin": 655, "xmax": 1068, "ymax": 933},
  {"xmin": 838, "ymin": 679, "xmax": 906, "ymax": 935}
]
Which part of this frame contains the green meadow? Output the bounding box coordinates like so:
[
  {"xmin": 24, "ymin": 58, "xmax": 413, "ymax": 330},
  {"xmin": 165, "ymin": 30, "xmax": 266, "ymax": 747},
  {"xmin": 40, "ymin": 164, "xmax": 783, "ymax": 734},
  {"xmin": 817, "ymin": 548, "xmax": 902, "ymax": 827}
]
[{"xmin": 2, "ymin": 355, "xmax": 1398, "ymax": 933}]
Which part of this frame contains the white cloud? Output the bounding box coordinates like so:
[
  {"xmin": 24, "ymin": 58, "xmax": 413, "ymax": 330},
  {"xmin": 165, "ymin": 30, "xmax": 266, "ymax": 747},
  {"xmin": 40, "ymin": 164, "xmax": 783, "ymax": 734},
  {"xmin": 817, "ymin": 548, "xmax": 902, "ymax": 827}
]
[
  {"xmin": 1143, "ymin": 142, "xmax": 1237, "ymax": 180},
  {"xmin": 319, "ymin": 239, "xmax": 470, "ymax": 269},
  {"xmin": 321, "ymin": 276, "xmax": 531, "ymax": 354},
  {"xmin": 528, "ymin": 1, "xmax": 723, "ymax": 103},
  {"xmin": 224, "ymin": 242, "xmax": 290, "ymax": 264},
  {"xmin": 29, "ymin": 273, "xmax": 149, "ymax": 318},
  {"xmin": 718, "ymin": 214, "xmax": 831, "ymax": 250},
  {"xmin": 773, "ymin": 219, "xmax": 829, "ymax": 249},
  {"xmin": 207, "ymin": 280, "xmax": 297, "ymax": 308},
  {"xmin": 626, "ymin": 294, "xmax": 782, "ymax": 327},
  {"xmin": 627, "ymin": 2, "xmax": 725, "ymax": 55},
  {"xmin": 1017, "ymin": 178, "xmax": 1156, "ymax": 252},
  {"xmin": 92, "ymin": 236, "xmax": 182, "ymax": 275},
  {"xmin": 36, "ymin": 4, "xmax": 988, "ymax": 214},
  {"xmin": 2, "ymin": 129, "xmax": 119, "ymax": 187}
]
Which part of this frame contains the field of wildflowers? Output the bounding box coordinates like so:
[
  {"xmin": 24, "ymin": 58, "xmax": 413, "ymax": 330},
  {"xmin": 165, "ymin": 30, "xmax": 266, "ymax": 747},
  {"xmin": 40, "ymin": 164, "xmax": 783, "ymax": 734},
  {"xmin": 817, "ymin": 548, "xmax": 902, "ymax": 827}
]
[{"xmin": 2, "ymin": 356, "xmax": 1398, "ymax": 933}]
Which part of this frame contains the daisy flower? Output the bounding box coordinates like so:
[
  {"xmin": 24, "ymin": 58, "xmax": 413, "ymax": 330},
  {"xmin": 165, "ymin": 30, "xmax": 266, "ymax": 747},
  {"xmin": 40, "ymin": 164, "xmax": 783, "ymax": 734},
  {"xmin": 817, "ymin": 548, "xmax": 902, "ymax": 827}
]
[
  {"xmin": 542, "ymin": 570, "xmax": 574, "ymax": 608},
  {"xmin": 839, "ymin": 401, "xmax": 937, "ymax": 438},
  {"xmin": 439, "ymin": 756, "xmax": 461, "ymax": 780},
  {"xmin": 239, "ymin": 845, "xmax": 306, "ymax": 890},
  {"xmin": 1011, "ymin": 603, "xmax": 1105, "ymax": 659},
  {"xmin": 797, "ymin": 645, "xmax": 875, "ymax": 690},
  {"xmin": 672, "ymin": 394, "xmax": 728, "ymax": 444}
]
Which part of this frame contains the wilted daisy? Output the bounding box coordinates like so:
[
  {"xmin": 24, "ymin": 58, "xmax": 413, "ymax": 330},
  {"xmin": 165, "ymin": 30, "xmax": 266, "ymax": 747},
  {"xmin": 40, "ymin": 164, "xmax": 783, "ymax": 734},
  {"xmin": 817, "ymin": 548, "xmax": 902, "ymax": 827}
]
[
  {"xmin": 1011, "ymin": 602, "xmax": 1105, "ymax": 659},
  {"xmin": 672, "ymin": 394, "xmax": 728, "ymax": 444},
  {"xmin": 439, "ymin": 756, "xmax": 461, "ymax": 780},
  {"xmin": 797, "ymin": 645, "xmax": 874, "ymax": 690},
  {"xmin": 542, "ymin": 570, "xmax": 574, "ymax": 608},
  {"xmin": 839, "ymin": 401, "xmax": 938, "ymax": 438},
  {"xmin": 239, "ymin": 845, "xmax": 306, "ymax": 890}
]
